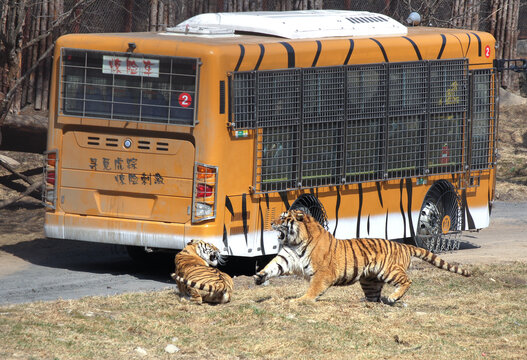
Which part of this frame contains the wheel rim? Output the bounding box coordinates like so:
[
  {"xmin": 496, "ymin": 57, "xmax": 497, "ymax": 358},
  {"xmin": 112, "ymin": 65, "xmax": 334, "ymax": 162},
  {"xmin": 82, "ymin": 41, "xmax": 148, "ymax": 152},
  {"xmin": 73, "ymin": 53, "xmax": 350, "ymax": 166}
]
[{"xmin": 416, "ymin": 182, "xmax": 462, "ymax": 253}]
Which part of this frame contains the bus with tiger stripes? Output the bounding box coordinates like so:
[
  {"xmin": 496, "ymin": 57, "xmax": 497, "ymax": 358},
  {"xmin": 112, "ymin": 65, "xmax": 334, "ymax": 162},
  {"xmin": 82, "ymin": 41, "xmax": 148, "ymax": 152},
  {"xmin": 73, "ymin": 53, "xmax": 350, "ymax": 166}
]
[{"xmin": 43, "ymin": 10, "xmax": 497, "ymax": 259}]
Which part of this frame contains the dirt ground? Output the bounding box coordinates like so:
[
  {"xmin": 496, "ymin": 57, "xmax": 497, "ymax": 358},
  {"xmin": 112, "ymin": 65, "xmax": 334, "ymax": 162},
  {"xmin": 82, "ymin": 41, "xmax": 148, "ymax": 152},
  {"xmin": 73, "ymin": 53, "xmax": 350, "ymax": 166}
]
[{"xmin": 0, "ymin": 101, "xmax": 527, "ymax": 303}]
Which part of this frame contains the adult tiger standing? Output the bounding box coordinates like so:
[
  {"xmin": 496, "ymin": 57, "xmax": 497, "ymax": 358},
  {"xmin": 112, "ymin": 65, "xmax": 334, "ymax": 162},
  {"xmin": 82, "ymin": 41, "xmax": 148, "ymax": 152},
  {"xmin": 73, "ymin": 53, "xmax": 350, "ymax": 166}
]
[
  {"xmin": 171, "ymin": 240, "xmax": 233, "ymax": 304},
  {"xmin": 254, "ymin": 210, "xmax": 470, "ymax": 304}
]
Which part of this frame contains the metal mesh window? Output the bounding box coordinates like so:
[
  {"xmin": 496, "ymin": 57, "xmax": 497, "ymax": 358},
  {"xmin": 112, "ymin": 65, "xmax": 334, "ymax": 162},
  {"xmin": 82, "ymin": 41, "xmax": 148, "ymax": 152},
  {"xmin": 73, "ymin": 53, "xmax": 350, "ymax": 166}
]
[
  {"xmin": 346, "ymin": 64, "xmax": 386, "ymax": 182},
  {"xmin": 230, "ymin": 72, "xmax": 256, "ymax": 129},
  {"xmin": 471, "ymin": 69, "xmax": 495, "ymax": 170},
  {"xmin": 59, "ymin": 48, "xmax": 199, "ymax": 126},
  {"xmin": 385, "ymin": 62, "xmax": 429, "ymax": 179},
  {"xmin": 389, "ymin": 62, "xmax": 428, "ymax": 116},
  {"xmin": 229, "ymin": 58, "xmax": 485, "ymax": 193},
  {"xmin": 257, "ymin": 69, "xmax": 301, "ymax": 128},
  {"xmin": 256, "ymin": 126, "xmax": 300, "ymax": 192},
  {"xmin": 301, "ymin": 67, "xmax": 346, "ymax": 187},
  {"xmin": 428, "ymin": 59, "xmax": 468, "ymax": 174},
  {"xmin": 428, "ymin": 112, "xmax": 464, "ymax": 173},
  {"xmin": 387, "ymin": 115, "xmax": 426, "ymax": 178},
  {"xmin": 302, "ymin": 122, "xmax": 345, "ymax": 187}
]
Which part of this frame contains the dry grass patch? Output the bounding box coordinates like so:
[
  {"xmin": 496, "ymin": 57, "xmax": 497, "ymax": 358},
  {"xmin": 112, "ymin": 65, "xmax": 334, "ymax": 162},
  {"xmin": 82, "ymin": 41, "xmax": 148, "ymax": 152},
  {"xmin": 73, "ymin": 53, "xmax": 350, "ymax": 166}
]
[{"xmin": 1, "ymin": 262, "xmax": 526, "ymax": 359}]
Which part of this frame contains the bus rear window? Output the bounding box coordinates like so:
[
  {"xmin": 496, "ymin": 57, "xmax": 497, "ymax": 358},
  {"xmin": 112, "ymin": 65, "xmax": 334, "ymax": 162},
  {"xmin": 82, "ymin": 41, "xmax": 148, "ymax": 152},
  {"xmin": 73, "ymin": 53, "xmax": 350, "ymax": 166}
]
[{"xmin": 59, "ymin": 48, "xmax": 199, "ymax": 126}]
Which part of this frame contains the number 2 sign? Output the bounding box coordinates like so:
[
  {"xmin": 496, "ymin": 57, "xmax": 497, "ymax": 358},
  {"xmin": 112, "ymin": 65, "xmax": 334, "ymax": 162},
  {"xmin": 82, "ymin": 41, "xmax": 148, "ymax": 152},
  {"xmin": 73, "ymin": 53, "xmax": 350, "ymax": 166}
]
[
  {"xmin": 485, "ymin": 45, "xmax": 491, "ymax": 58},
  {"xmin": 178, "ymin": 93, "xmax": 192, "ymax": 108}
]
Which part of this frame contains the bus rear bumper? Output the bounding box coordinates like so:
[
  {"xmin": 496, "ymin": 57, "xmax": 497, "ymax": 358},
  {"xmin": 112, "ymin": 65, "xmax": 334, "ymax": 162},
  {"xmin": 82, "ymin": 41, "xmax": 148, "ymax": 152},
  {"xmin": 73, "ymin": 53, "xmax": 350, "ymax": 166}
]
[{"xmin": 44, "ymin": 212, "xmax": 187, "ymax": 250}]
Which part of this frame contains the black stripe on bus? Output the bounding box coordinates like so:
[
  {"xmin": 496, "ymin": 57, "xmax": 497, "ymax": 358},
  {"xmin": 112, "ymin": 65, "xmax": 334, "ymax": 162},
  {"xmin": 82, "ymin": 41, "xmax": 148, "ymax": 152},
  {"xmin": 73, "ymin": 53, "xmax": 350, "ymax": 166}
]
[
  {"xmin": 405, "ymin": 178, "xmax": 416, "ymax": 240},
  {"xmin": 437, "ymin": 34, "xmax": 447, "ymax": 59},
  {"xmin": 255, "ymin": 44, "xmax": 265, "ymax": 70},
  {"xmin": 235, "ymin": 44, "xmax": 245, "ymax": 71},
  {"xmin": 370, "ymin": 38, "xmax": 389, "ymax": 62},
  {"xmin": 462, "ymin": 189, "xmax": 476, "ymax": 230},
  {"xmin": 385, "ymin": 210, "xmax": 389, "ymax": 240},
  {"xmin": 470, "ymin": 32, "xmax": 482, "ymax": 56},
  {"xmin": 334, "ymin": 186, "xmax": 341, "ymax": 236},
  {"xmin": 242, "ymin": 193, "xmax": 248, "ymax": 245},
  {"xmin": 219, "ymin": 81, "xmax": 225, "ymax": 114},
  {"xmin": 399, "ymin": 179, "xmax": 407, "ymax": 239},
  {"xmin": 279, "ymin": 42, "xmax": 295, "ymax": 68},
  {"xmin": 344, "ymin": 39, "xmax": 355, "ymax": 65},
  {"xmin": 312, "ymin": 40, "xmax": 322, "ymax": 67},
  {"xmin": 265, "ymin": 193, "xmax": 270, "ymax": 209},
  {"xmin": 402, "ymin": 36, "xmax": 422, "ymax": 60},
  {"xmin": 279, "ymin": 191, "xmax": 290, "ymax": 210},
  {"xmin": 488, "ymin": 188, "xmax": 492, "ymax": 216},
  {"xmin": 465, "ymin": 33, "xmax": 472, "ymax": 57},
  {"xmin": 223, "ymin": 225, "xmax": 229, "ymax": 252},
  {"xmin": 356, "ymin": 183, "xmax": 363, "ymax": 238},
  {"xmin": 258, "ymin": 199, "xmax": 266, "ymax": 255},
  {"xmin": 367, "ymin": 214, "xmax": 371, "ymax": 235},
  {"xmin": 376, "ymin": 181, "xmax": 383, "ymax": 208},
  {"xmin": 225, "ymin": 196, "xmax": 234, "ymax": 218}
]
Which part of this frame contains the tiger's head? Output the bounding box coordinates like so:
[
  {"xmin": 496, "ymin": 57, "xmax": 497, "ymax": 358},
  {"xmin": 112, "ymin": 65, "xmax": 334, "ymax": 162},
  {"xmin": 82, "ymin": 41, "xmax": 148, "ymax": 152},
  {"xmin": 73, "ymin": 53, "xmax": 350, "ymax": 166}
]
[
  {"xmin": 187, "ymin": 239, "xmax": 225, "ymax": 267},
  {"xmin": 271, "ymin": 210, "xmax": 307, "ymax": 247}
]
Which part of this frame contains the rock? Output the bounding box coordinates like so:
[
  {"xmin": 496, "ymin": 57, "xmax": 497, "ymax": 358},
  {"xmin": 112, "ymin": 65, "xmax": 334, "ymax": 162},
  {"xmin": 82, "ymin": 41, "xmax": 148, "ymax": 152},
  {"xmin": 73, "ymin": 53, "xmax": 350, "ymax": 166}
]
[
  {"xmin": 500, "ymin": 87, "xmax": 527, "ymax": 106},
  {"xmin": 134, "ymin": 347, "xmax": 147, "ymax": 356},
  {"xmin": 165, "ymin": 344, "xmax": 180, "ymax": 354}
]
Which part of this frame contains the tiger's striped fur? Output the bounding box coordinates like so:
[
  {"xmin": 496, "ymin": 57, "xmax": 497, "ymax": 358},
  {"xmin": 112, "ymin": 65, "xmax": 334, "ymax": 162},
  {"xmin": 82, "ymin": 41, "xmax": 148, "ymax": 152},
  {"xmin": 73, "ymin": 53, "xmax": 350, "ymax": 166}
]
[
  {"xmin": 172, "ymin": 240, "xmax": 233, "ymax": 304},
  {"xmin": 254, "ymin": 210, "xmax": 470, "ymax": 304}
]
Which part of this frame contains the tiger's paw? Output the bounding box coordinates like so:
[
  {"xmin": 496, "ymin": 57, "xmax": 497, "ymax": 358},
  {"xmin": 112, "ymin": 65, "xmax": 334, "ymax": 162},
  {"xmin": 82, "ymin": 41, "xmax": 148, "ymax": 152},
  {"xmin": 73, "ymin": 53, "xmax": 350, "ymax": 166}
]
[
  {"xmin": 253, "ymin": 272, "xmax": 269, "ymax": 286},
  {"xmin": 290, "ymin": 295, "xmax": 316, "ymax": 304}
]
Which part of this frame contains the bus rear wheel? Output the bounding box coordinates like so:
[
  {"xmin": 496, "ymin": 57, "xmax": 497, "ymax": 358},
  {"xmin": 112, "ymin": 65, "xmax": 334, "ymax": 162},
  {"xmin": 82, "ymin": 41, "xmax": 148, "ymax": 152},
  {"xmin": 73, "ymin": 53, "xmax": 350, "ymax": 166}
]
[
  {"xmin": 290, "ymin": 194, "xmax": 328, "ymax": 230},
  {"xmin": 415, "ymin": 181, "xmax": 462, "ymax": 253}
]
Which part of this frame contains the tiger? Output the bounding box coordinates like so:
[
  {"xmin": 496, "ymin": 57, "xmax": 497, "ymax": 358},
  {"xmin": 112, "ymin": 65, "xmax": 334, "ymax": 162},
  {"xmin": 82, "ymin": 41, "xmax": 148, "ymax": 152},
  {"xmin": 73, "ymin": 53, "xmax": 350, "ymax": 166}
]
[
  {"xmin": 254, "ymin": 209, "xmax": 470, "ymax": 304},
  {"xmin": 171, "ymin": 239, "xmax": 234, "ymax": 304}
]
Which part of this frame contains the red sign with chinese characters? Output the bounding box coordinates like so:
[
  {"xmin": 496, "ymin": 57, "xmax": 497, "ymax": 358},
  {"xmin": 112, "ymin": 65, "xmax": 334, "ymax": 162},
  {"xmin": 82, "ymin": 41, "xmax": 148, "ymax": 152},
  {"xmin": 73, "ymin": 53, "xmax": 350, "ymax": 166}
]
[{"xmin": 103, "ymin": 56, "xmax": 159, "ymax": 78}]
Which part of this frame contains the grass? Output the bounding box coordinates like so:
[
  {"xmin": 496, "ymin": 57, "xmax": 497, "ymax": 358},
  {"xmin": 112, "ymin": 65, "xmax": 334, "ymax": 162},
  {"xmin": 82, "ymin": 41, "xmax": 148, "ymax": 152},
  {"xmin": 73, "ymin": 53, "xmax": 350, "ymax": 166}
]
[{"xmin": 0, "ymin": 262, "xmax": 526, "ymax": 359}]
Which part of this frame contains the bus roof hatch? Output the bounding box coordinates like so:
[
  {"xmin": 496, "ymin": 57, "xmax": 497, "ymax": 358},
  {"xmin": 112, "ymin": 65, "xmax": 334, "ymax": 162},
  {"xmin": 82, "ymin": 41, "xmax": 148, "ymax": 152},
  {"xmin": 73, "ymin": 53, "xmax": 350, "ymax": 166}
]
[{"xmin": 167, "ymin": 10, "xmax": 408, "ymax": 39}]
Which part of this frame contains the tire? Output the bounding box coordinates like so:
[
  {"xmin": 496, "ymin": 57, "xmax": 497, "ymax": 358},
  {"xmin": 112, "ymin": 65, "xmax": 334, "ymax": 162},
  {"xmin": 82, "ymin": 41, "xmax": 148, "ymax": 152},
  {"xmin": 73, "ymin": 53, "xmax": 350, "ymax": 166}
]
[
  {"xmin": 415, "ymin": 181, "xmax": 462, "ymax": 253},
  {"xmin": 290, "ymin": 194, "xmax": 328, "ymax": 230}
]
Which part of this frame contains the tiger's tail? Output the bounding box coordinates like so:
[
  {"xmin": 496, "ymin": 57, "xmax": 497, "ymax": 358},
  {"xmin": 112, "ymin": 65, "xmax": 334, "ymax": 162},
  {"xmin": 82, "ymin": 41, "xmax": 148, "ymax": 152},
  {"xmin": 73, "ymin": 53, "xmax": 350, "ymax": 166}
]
[
  {"xmin": 408, "ymin": 246, "xmax": 471, "ymax": 277},
  {"xmin": 170, "ymin": 273, "xmax": 227, "ymax": 294}
]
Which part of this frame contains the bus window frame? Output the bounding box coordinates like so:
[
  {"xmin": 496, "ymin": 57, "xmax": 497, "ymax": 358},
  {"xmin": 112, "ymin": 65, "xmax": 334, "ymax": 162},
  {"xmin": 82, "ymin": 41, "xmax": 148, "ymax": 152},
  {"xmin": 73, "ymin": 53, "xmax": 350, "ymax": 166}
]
[{"xmin": 58, "ymin": 47, "xmax": 201, "ymax": 127}]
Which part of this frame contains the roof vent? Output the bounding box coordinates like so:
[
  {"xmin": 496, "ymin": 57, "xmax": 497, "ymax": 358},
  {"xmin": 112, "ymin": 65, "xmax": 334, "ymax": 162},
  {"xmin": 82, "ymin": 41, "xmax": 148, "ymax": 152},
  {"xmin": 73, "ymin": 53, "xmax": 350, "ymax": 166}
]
[{"xmin": 167, "ymin": 10, "xmax": 408, "ymax": 39}]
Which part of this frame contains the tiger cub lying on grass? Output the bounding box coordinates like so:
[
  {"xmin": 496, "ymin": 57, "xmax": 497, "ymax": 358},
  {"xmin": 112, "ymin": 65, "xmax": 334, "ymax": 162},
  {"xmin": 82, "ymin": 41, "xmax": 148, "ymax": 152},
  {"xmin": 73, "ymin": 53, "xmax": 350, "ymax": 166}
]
[
  {"xmin": 254, "ymin": 210, "xmax": 470, "ymax": 304},
  {"xmin": 171, "ymin": 240, "xmax": 233, "ymax": 304}
]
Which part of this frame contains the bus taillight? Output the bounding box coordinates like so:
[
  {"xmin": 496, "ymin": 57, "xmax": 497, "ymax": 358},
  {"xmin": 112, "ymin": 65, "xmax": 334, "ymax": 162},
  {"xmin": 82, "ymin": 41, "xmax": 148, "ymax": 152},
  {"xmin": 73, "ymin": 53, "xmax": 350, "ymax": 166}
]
[
  {"xmin": 43, "ymin": 150, "xmax": 58, "ymax": 209},
  {"xmin": 47, "ymin": 152, "xmax": 56, "ymax": 167},
  {"xmin": 46, "ymin": 172, "xmax": 56, "ymax": 185},
  {"xmin": 192, "ymin": 163, "xmax": 218, "ymax": 222},
  {"xmin": 197, "ymin": 165, "xmax": 215, "ymax": 179},
  {"xmin": 196, "ymin": 183, "xmax": 213, "ymax": 198}
]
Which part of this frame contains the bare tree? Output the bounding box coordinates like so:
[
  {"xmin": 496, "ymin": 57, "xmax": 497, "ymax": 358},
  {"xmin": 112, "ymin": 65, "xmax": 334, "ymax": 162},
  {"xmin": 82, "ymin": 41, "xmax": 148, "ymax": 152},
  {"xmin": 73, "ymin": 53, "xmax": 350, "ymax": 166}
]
[
  {"xmin": 490, "ymin": 0, "xmax": 521, "ymax": 89},
  {"xmin": 0, "ymin": 0, "xmax": 97, "ymax": 142}
]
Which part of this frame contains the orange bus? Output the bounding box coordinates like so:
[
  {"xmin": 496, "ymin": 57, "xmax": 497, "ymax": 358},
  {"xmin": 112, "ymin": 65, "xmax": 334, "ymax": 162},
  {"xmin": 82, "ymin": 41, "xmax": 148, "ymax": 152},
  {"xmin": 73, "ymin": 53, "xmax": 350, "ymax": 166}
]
[{"xmin": 43, "ymin": 10, "xmax": 497, "ymax": 259}]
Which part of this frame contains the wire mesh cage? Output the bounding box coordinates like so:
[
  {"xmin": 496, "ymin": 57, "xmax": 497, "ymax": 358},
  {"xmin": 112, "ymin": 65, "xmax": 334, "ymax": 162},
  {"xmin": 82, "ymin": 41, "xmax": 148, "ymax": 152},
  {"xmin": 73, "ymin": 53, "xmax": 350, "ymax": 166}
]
[
  {"xmin": 470, "ymin": 69, "xmax": 496, "ymax": 170},
  {"xmin": 230, "ymin": 59, "xmax": 491, "ymax": 193}
]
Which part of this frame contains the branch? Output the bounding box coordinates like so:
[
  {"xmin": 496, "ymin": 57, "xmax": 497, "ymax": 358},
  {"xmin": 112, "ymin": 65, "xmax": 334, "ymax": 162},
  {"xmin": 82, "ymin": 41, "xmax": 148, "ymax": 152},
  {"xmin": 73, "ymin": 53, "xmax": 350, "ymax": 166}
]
[
  {"xmin": 22, "ymin": 0, "xmax": 97, "ymax": 50},
  {"xmin": 0, "ymin": 180, "xmax": 43, "ymax": 209},
  {"xmin": 0, "ymin": 156, "xmax": 33, "ymax": 185}
]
